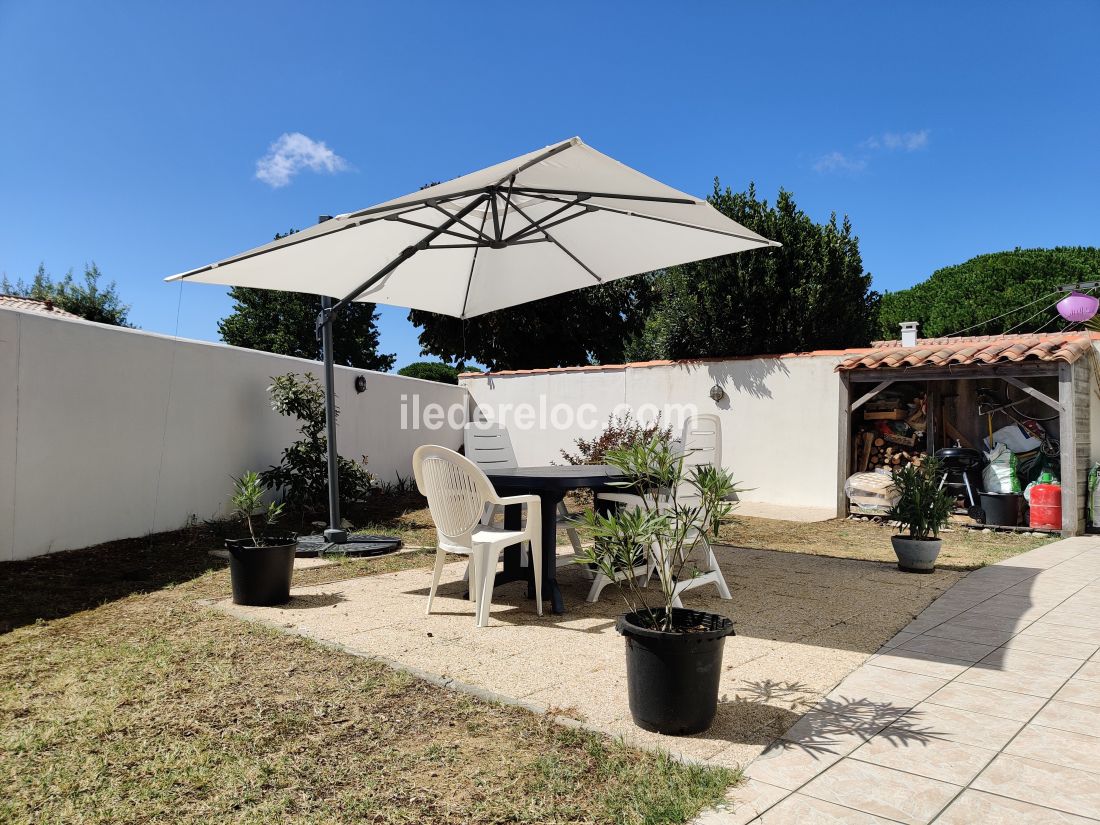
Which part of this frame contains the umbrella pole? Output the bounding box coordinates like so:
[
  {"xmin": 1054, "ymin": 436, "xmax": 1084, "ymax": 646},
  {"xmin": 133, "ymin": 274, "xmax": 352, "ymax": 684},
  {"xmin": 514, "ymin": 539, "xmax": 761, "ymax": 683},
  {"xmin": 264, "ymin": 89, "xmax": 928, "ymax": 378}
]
[
  {"xmin": 320, "ymin": 295, "xmax": 346, "ymax": 544},
  {"xmin": 316, "ymin": 195, "xmax": 489, "ymax": 546}
]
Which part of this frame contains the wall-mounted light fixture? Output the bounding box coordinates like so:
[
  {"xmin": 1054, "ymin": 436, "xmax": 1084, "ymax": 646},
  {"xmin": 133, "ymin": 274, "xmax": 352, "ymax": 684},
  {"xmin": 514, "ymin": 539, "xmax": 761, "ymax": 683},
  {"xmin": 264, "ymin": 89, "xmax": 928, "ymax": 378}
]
[
  {"xmin": 354, "ymin": 375, "xmax": 367, "ymax": 393},
  {"xmin": 709, "ymin": 383, "xmax": 725, "ymax": 402}
]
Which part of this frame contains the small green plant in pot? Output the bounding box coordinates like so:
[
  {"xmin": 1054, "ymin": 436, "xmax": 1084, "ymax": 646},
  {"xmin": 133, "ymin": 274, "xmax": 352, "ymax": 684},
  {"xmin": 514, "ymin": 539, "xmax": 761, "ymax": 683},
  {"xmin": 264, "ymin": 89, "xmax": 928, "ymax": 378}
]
[
  {"xmin": 887, "ymin": 458, "xmax": 953, "ymax": 573},
  {"xmin": 225, "ymin": 471, "xmax": 298, "ymax": 606},
  {"xmin": 575, "ymin": 436, "xmax": 739, "ymax": 736}
]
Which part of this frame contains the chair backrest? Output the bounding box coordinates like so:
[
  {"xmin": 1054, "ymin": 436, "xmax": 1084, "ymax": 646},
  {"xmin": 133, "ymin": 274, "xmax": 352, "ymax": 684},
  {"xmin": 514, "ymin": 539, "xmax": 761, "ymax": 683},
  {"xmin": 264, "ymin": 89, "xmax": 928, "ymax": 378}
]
[
  {"xmin": 413, "ymin": 445, "xmax": 497, "ymax": 545},
  {"xmin": 464, "ymin": 423, "xmax": 518, "ymax": 471},
  {"xmin": 676, "ymin": 414, "xmax": 723, "ymax": 501}
]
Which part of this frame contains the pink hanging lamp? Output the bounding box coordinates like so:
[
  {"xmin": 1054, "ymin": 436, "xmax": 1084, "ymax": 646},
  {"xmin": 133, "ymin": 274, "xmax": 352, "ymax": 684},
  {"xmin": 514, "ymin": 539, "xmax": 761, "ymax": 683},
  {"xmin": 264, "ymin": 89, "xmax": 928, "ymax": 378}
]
[{"xmin": 1057, "ymin": 290, "xmax": 1099, "ymax": 323}]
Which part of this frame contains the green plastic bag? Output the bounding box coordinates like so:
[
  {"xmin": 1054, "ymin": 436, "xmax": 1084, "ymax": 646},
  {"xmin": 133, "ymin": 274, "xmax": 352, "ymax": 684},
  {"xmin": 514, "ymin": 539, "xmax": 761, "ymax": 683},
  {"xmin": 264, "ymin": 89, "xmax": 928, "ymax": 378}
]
[
  {"xmin": 1088, "ymin": 464, "xmax": 1100, "ymax": 527},
  {"xmin": 982, "ymin": 444, "xmax": 1021, "ymax": 494}
]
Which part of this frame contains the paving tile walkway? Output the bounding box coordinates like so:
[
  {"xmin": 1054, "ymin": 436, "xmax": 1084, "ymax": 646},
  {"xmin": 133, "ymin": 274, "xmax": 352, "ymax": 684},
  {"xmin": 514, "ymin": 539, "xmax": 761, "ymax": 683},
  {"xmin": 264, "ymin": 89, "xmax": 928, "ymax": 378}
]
[{"xmin": 699, "ymin": 536, "xmax": 1100, "ymax": 824}]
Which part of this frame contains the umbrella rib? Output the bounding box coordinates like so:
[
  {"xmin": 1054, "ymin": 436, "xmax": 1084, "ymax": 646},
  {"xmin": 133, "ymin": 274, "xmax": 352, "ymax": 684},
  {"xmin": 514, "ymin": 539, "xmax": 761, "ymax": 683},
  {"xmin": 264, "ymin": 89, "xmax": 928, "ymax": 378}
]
[
  {"xmin": 503, "ymin": 195, "xmax": 587, "ymax": 242},
  {"xmin": 500, "ymin": 176, "xmax": 515, "ymax": 232},
  {"xmin": 490, "ymin": 195, "xmax": 502, "ymax": 242},
  {"xmin": 343, "ymin": 188, "xmax": 488, "ymax": 221},
  {"xmin": 459, "ymin": 198, "xmax": 493, "ymax": 318},
  {"xmin": 491, "ymin": 139, "xmax": 576, "ymax": 186},
  {"xmin": 505, "ymin": 202, "xmax": 591, "ymax": 243},
  {"xmin": 504, "ymin": 194, "xmax": 603, "ymax": 284},
  {"xmin": 532, "ymin": 193, "xmax": 776, "ymax": 247},
  {"xmin": 510, "ymin": 186, "xmax": 696, "ymax": 205},
  {"xmin": 429, "ymin": 203, "xmax": 493, "ymax": 243},
  {"xmin": 387, "ymin": 215, "xmax": 482, "ymax": 243},
  {"xmin": 428, "ymin": 239, "xmax": 546, "ymax": 249},
  {"xmin": 168, "ymin": 203, "xmax": 452, "ymax": 281},
  {"xmin": 333, "ymin": 193, "xmax": 490, "ymax": 311}
]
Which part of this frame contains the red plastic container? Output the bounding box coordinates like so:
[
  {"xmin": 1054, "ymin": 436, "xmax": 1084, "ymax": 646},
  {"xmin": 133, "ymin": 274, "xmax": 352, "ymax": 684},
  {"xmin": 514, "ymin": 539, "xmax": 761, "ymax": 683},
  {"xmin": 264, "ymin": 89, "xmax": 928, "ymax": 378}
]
[{"xmin": 1029, "ymin": 483, "xmax": 1062, "ymax": 530}]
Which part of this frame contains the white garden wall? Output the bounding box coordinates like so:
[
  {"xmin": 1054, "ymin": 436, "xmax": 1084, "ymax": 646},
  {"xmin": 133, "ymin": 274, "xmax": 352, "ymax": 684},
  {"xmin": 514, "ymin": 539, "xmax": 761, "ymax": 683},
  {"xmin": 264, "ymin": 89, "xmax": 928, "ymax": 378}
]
[
  {"xmin": 461, "ymin": 353, "xmax": 845, "ymax": 512},
  {"xmin": 0, "ymin": 307, "xmax": 465, "ymax": 561}
]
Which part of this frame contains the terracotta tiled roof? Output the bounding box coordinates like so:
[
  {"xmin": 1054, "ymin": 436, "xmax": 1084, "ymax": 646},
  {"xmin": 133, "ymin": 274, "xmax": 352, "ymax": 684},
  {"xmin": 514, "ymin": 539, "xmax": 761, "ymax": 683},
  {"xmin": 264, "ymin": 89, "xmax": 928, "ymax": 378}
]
[
  {"xmin": 836, "ymin": 332, "xmax": 1098, "ymax": 372},
  {"xmin": 457, "ymin": 350, "xmax": 856, "ymax": 379},
  {"xmin": 0, "ymin": 295, "xmax": 82, "ymax": 320}
]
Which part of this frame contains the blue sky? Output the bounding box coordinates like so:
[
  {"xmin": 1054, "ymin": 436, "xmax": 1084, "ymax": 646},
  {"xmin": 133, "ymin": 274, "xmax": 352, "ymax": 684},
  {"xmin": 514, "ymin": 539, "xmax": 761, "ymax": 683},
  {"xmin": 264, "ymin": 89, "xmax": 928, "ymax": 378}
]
[{"xmin": 2, "ymin": 1, "xmax": 1097, "ymax": 368}]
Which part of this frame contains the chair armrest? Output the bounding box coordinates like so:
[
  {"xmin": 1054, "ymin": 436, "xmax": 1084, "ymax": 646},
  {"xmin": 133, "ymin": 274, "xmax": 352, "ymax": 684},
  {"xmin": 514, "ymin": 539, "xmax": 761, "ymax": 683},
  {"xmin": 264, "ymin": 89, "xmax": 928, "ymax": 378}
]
[{"xmin": 492, "ymin": 493, "xmax": 542, "ymax": 509}]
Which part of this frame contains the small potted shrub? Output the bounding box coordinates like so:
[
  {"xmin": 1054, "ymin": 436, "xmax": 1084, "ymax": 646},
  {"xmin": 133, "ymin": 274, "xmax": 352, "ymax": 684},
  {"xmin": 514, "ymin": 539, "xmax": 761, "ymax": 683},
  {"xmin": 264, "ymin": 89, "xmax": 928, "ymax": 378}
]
[
  {"xmin": 577, "ymin": 437, "xmax": 737, "ymax": 736},
  {"xmin": 887, "ymin": 458, "xmax": 953, "ymax": 573},
  {"xmin": 225, "ymin": 471, "xmax": 297, "ymax": 605}
]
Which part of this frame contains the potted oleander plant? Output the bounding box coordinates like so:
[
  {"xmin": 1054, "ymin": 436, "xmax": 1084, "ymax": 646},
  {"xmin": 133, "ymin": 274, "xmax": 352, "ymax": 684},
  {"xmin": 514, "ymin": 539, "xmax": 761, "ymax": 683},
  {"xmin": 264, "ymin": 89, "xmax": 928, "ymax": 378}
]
[
  {"xmin": 576, "ymin": 436, "xmax": 738, "ymax": 735},
  {"xmin": 225, "ymin": 471, "xmax": 297, "ymax": 605},
  {"xmin": 887, "ymin": 457, "xmax": 953, "ymax": 573}
]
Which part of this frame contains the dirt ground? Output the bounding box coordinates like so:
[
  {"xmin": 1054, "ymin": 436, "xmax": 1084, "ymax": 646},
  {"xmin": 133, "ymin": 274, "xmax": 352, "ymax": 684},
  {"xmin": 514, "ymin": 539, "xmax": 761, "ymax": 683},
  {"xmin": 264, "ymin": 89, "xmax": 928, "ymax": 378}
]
[{"xmin": 719, "ymin": 514, "xmax": 1055, "ymax": 571}]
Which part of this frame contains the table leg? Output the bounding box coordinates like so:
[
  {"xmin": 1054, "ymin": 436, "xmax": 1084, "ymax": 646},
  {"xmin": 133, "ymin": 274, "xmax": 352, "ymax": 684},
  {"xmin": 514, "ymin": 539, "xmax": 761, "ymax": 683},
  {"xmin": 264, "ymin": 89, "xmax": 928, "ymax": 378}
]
[
  {"xmin": 529, "ymin": 491, "xmax": 564, "ymax": 614},
  {"xmin": 485, "ymin": 490, "xmax": 563, "ymax": 614}
]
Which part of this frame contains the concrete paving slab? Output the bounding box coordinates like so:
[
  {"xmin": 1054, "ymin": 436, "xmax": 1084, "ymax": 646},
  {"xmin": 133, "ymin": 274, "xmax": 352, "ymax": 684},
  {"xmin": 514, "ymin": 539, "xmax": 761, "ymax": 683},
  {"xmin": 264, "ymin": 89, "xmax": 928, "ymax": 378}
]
[{"xmin": 726, "ymin": 535, "xmax": 1100, "ymax": 822}]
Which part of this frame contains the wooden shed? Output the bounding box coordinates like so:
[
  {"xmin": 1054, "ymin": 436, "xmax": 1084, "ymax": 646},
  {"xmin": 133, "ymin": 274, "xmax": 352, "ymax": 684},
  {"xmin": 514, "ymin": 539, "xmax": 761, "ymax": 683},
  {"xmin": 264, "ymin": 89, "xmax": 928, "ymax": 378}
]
[{"xmin": 836, "ymin": 332, "xmax": 1099, "ymax": 535}]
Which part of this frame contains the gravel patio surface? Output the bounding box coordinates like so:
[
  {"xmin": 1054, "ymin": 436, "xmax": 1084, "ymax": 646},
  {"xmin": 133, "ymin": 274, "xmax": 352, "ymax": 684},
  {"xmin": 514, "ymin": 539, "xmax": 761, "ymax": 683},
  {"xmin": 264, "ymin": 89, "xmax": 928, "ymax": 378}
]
[{"xmin": 215, "ymin": 543, "xmax": 960, "ymax": 770}]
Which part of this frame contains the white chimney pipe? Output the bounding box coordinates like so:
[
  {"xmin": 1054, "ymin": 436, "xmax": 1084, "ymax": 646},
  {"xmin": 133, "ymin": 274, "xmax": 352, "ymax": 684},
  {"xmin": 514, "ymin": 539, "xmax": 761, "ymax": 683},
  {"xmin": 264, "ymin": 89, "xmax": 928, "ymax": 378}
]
[{"xmin": 900, "ymin": 322, "xmax": 919, "ymax": 347}]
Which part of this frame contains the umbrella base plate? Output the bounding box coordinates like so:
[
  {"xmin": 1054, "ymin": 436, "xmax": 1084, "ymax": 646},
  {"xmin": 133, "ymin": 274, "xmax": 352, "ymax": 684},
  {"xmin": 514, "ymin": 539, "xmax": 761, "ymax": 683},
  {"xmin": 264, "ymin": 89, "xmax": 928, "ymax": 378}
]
[{"xmin": 296, "ymin": 533, "xmax": 402, "ymax": 558}]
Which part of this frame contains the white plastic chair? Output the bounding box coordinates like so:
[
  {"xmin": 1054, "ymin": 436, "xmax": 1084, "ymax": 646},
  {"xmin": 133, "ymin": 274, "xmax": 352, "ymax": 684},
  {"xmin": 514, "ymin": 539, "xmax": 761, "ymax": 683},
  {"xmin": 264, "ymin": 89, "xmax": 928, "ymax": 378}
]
[
  {"xmin": 413, "ymin": 445, "xmax": 543, "ymax": 627},
  {"xmin": 590, "ymin": 414, "xmax": 732, "ymax": 606},
  {"xmin": 464, "ymin": 422, "xmax": 585, "ymax": 565}
]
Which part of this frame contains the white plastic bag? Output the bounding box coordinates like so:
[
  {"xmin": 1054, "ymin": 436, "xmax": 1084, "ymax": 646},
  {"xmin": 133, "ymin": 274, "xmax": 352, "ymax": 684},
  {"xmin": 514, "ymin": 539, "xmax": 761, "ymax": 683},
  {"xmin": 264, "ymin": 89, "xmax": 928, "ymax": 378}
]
[
  {"xmin": 984, "ymin": 424, "xmax": 1041, "ymax": 454},
  {"xmin": 983, "ymin": 444, "xmax": 1021, "ymax": 493}
]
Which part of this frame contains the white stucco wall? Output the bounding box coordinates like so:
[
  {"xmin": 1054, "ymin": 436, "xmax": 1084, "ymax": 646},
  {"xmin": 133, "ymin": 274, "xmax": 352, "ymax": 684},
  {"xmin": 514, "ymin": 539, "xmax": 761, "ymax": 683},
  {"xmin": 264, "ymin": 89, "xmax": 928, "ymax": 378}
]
[
  {"xmin": 0, "ymin": 307, "xmax": 465, "ymax": 561},
  {"xmin": 461, "ymin": 354, "xmax": 844, "ymax": 511}
]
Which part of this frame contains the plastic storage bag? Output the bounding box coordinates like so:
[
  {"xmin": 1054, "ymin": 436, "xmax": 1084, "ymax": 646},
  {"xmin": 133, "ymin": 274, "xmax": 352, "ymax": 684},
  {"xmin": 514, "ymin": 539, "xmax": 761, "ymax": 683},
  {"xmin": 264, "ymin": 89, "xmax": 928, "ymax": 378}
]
[
  {"xmin": 984, "ymin": 424, "xmax": 1042, "ymax": 454},
  {"xmin": 983, "ymin": 444, "xmax": 1021, "ymax": 493}
]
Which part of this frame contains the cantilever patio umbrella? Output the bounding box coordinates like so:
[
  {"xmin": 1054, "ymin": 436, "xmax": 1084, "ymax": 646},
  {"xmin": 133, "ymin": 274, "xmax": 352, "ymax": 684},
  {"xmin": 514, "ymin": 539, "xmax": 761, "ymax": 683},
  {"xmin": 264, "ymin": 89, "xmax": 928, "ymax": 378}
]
[{"xmin": 168, "ymin": 136, "xmax": 779, "ymax": 543}]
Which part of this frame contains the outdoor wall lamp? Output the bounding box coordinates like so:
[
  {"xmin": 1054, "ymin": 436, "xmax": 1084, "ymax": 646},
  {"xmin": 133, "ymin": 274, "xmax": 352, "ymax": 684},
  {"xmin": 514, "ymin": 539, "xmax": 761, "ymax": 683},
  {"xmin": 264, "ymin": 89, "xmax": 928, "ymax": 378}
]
[
  {"xmin": 709, "ymin": 384, "xmax": 726, "ymax": 402},
  {"xmin": 354, "ymin": 375, "xmax": 367, "ymax": 393}
]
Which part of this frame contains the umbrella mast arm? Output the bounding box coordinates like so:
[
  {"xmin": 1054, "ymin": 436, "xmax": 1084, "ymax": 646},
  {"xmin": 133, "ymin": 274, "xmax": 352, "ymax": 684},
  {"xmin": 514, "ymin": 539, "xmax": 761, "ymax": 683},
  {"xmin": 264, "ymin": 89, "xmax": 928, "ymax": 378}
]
[{"xmin": 314, "ymin": 193, "xmax": 489, "ymax": 544}]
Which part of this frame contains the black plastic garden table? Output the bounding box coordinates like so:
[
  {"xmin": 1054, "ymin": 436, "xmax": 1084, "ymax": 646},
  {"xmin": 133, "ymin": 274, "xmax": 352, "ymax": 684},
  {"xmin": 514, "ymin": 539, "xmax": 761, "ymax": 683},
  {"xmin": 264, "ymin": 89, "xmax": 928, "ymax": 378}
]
[{"xmin": 484, "ymin": 465, "xmax": 623, "ymax": 615}]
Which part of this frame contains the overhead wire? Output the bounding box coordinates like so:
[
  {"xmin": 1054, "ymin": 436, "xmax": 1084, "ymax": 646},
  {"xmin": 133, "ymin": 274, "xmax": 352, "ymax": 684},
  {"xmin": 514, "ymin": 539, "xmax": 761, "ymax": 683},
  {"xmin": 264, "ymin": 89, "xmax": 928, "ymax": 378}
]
[
  {"xmin": 942, "ymin": 289, "xmax": 1064, "ymax": 337},
  {"xmin": 1001, "ymin": 296, "xmax": 1068, "ymax": 336}
]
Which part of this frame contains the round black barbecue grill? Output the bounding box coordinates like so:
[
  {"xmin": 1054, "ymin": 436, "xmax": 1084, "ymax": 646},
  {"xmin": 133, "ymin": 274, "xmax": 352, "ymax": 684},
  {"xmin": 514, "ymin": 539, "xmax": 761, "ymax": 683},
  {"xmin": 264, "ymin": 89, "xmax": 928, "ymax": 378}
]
[{"xmin": 934, "ymin": 446, "xmax": 987, "ymax": 518}]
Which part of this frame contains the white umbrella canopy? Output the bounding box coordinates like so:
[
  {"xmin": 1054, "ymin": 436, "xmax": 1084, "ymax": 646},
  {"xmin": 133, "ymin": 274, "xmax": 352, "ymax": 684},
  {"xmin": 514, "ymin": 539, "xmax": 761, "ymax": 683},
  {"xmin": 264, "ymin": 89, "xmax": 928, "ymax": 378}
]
[
  {"xmin": 170, "ymin": 137, "xmax": 779, "ymax": 551},
  {"xmin": 168, "ymin": 136, "xmax": 778, "ymax": 317}
]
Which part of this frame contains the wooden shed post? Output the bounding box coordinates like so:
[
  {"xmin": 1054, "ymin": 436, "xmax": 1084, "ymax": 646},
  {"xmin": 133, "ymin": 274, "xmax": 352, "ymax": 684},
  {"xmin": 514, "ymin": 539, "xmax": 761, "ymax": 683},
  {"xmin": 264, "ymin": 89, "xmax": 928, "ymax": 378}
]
[
  {"xmin": 1058, "ymin": 360, "xmax": 1090, "ymax": 536},
  {"xmin": 837, "ymin": 372, "xmax": 851, "ymax": 518}
]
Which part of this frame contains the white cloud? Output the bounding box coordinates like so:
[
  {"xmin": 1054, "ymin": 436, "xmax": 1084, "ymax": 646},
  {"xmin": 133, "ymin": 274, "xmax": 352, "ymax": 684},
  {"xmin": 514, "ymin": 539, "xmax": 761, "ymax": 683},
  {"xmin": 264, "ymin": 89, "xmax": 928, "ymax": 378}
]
[
  {"xmin": 255, "ymin": 132, "xmax": 349, "ymax": 188},
  {"xmin": 861, "ymin": 130, "xmax": 930, "ymax": 152},
  {"xmin": 813, "ymin": 151, "xmax": 867, "ymax": 174}
]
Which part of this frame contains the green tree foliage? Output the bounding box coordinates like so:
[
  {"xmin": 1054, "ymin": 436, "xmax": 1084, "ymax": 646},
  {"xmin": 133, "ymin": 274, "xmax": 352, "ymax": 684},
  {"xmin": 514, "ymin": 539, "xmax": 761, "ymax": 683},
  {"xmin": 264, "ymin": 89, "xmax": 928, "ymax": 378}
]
[
  {"xmin": 878, "ymin": 247, "xmax": 1100, "ymax": 339},
  {"xmin": 629, "ymin": 182, "xmax": 879, "ymax": 359},
  {"xmin": 218, "ymin": 230, "xmax": 395, "ymax": 371},
  {"xmin": 396, "ymin": 361, "xmax": 460, "ymax": 384},
  {"xmin": 408, "ymin": 279, "xmax": 653, "ymax": 371},
  {"xmin": 259, "ymin": 373, "xmax": 375, "ymax": 513},
  {"xmin": 2, "ymin": 263, "xmax": 132, "ymax": 326}
]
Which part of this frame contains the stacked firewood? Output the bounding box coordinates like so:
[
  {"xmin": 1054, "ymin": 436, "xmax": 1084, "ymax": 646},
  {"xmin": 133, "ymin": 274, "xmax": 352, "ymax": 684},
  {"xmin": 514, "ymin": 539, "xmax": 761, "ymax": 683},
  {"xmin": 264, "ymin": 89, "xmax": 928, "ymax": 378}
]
[
  {"xmin": 854, "ymin": 430, "xmax": 927, "ymax": 472},
  {"xmin": 867, "ymin": 439, "xmax": 926, "ymax": 471}
]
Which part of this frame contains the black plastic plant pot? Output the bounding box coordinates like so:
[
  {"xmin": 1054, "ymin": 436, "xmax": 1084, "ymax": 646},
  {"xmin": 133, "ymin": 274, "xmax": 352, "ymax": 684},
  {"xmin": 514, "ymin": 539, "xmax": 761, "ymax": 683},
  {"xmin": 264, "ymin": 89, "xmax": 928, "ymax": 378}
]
[
  {"xmin": 616, "ymin": 608, "xmax": 735, "ymax": 736},
  {"xmin": 225, "ymin": 534, "xmax": 297, "ymax": 606}
]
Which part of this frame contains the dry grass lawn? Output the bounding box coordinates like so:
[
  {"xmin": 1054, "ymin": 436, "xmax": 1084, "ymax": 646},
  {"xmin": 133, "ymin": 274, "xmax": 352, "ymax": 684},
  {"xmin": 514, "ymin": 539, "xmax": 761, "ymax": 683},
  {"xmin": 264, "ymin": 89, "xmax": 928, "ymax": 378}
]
[
  {"xmin": 719, "ymin": 515, "xmax": 1055, "ymax": 571},
  {"xmin": 0, "ymin": 523, "xmax": 733, "ymax": 825}
]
